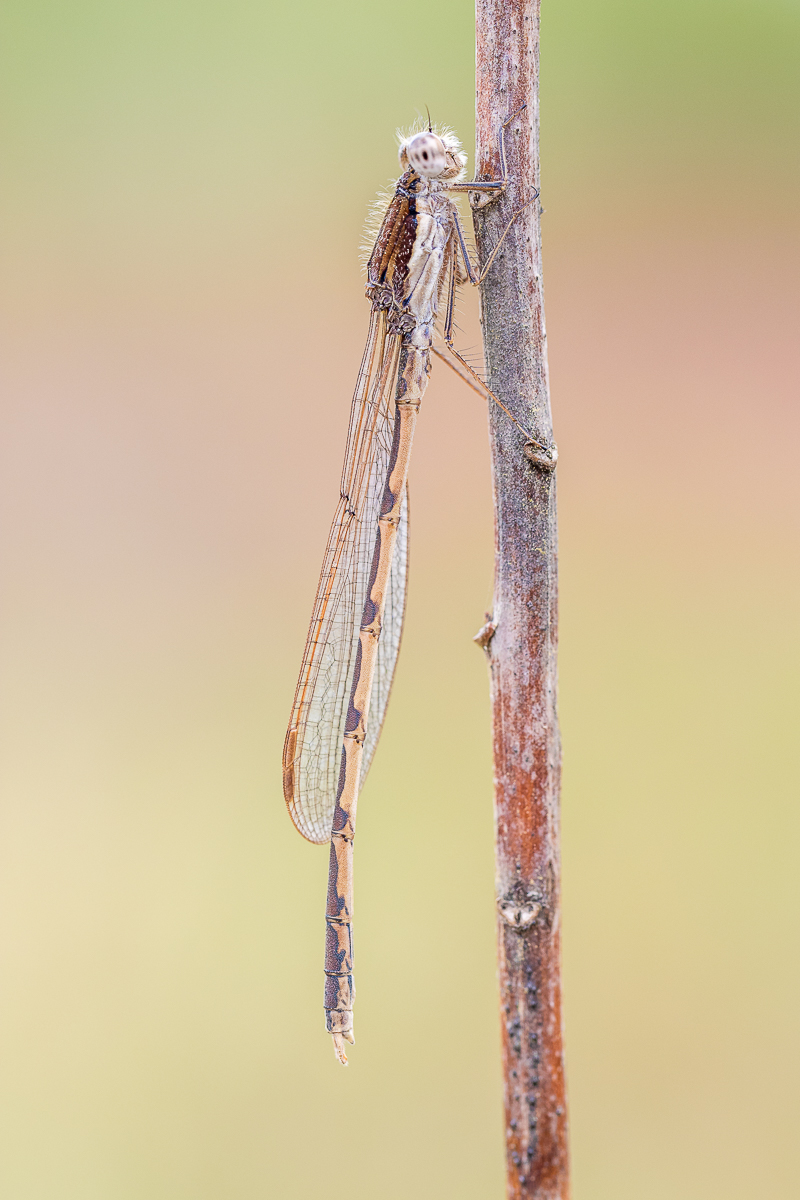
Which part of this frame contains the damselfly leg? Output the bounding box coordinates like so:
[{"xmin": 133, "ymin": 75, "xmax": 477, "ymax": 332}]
[
  {"xmin": 439, "ymin": 154, "xmax": 556, "ymax": 464},
  {"xmin": 447, "ymin": 104, "xmax": 527, "ymax": 202}
]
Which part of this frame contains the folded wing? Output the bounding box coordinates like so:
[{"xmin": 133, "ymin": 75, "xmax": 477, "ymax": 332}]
[{"xmin": 283, "ymin": 309, "xmax": 409, "ymax": 843}]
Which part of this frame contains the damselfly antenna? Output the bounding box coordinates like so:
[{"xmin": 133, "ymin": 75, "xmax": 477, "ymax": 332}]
[{"xmin": 425, "ymin": 104, "xmax": 432, "ymax": 132}]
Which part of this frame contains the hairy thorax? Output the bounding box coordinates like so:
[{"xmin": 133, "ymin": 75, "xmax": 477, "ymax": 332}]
[{"xmin": 402, "ymin": 185, "xmax": 456, "ymax": 349}]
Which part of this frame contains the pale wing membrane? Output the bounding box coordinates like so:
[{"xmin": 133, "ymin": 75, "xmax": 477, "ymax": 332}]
[
  {"xmin": 359, "ymin": 483, "xmax": 408, "ymax": 786},
  {"xmin": 284, "ymin": 311, "xmax": 403, "ymax": 843}
]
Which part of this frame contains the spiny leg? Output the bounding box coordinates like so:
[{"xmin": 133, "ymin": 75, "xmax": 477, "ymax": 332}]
[
  {"xmin": 451, "ymin": 197, "xmax": 537, "ymax": 287},
  {"xmin": 438, "ymin": 243, "xmax": 556, "ymax": 465},
  {"xmin": 447, "ymin": 104, "xmax": 527, "ymax": 200},
  {"xmin": 448, "ymin": 101, "xmax": 538, "ymax": 286},
  {"xmin": 433, "ymin": 345, "xmax": 555, "ymax": 466}
]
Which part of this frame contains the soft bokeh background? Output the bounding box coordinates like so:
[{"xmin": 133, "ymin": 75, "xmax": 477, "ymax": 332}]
[{"xmin": 1, "ymin": 1, "xmax": 798, "ymax": 1197}]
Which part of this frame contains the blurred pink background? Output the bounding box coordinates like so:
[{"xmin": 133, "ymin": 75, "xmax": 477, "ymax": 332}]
[{"xmin": 0, "ymin": 1, "xmax": 797, "ymax": 1197}]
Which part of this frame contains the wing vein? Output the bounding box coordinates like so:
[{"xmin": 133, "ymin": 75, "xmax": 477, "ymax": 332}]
[{"xmin": 283, "ymin": 310, "xmax": 409, "ymax": 843}]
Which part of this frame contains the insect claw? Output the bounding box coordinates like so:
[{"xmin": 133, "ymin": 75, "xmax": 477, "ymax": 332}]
[{"xmin": 523, "ymin": 441, "xmax": 558, "ymax": 470}]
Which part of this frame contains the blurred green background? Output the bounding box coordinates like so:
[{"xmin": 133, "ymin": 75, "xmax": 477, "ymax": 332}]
[{"xmin": 1, "ymin": 1, "xmax": 798, "ymax": 1197}]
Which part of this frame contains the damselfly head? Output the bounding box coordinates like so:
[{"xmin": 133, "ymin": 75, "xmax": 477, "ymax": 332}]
[{"xmin": 398, "ymin": 125, "xmax": 467, "ymax": 182}]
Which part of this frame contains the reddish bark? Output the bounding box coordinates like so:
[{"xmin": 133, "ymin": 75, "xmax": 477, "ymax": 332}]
[{"xmin": 473, "ymin": 1, "xmax": 569, "ymax": 1195}]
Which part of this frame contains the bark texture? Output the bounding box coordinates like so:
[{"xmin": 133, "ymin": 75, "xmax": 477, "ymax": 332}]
[{"xmin": 473, "ymin": 1, "xmax": 569, "ymax": 1196}]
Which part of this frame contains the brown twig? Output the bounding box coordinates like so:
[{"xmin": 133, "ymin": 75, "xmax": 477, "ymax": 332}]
[{"xmin": 472, "ymin": 1, "xmax": 569, "ymax": 1196}]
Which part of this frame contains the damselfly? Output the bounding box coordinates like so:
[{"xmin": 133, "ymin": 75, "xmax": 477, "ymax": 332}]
[{"xmin": 282, "ymin": 110, "xmax": 555, "ymax": 1064}]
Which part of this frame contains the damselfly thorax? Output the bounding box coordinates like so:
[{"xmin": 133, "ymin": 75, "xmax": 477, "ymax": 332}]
[{"xmin": 282, "ymin": 113, "xmax": 556, "ymax": 1064}]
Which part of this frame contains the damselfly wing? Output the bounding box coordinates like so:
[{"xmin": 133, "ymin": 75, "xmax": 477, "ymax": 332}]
[{"xmin": 282, "ymin": 308, "xmax": 409, "ymax": 845}]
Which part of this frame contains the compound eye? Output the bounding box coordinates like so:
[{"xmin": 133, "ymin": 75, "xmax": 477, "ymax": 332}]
[{"xmin": 406, "ymin": 133, "xmax": 448, "ymax": 177}]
